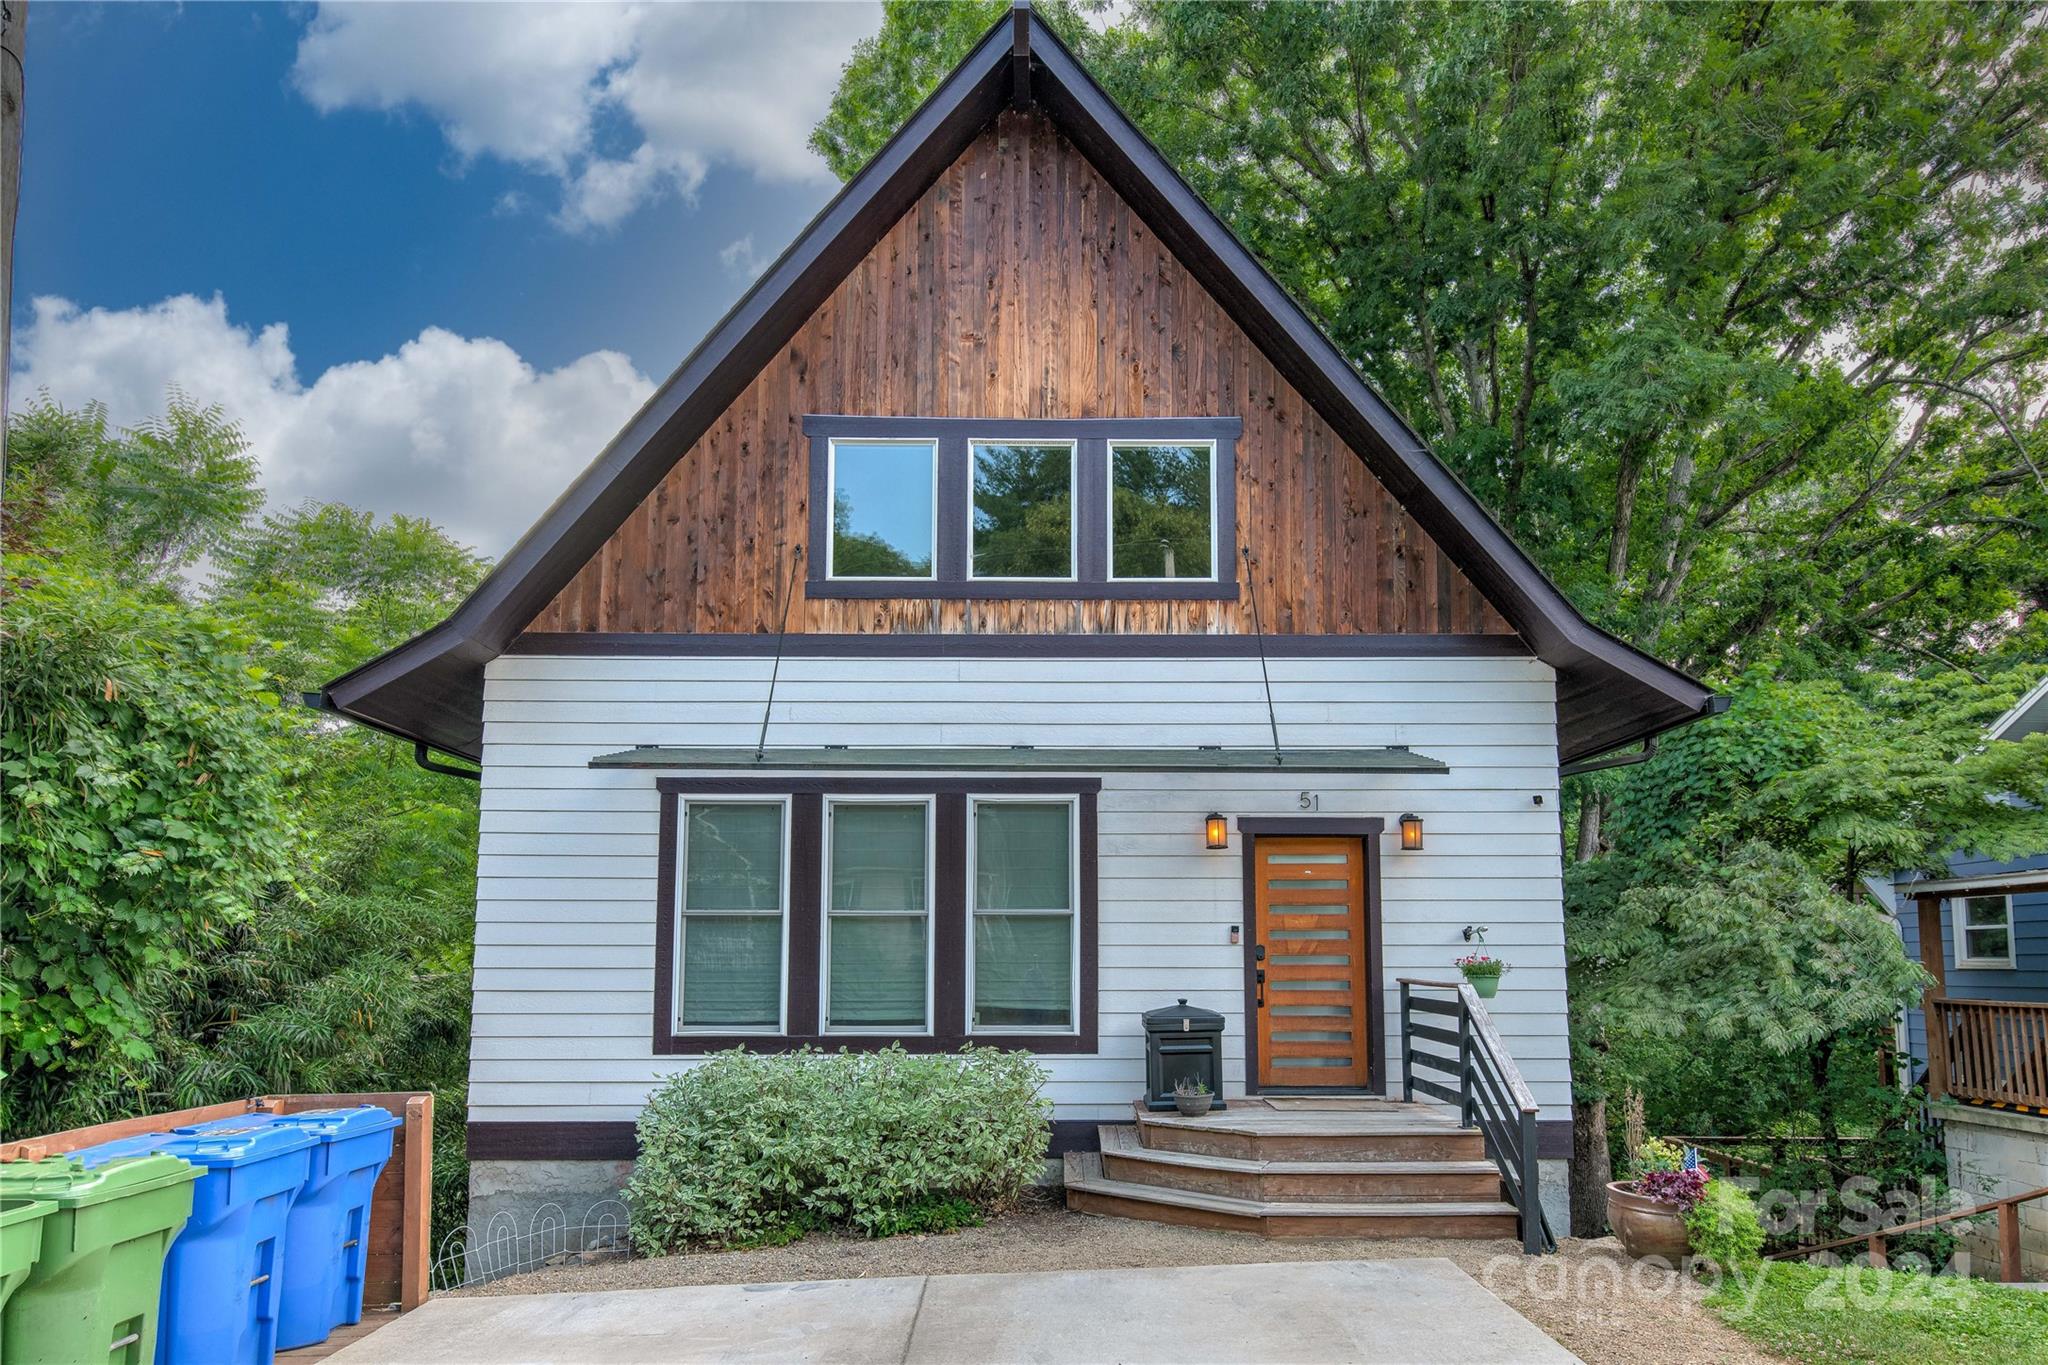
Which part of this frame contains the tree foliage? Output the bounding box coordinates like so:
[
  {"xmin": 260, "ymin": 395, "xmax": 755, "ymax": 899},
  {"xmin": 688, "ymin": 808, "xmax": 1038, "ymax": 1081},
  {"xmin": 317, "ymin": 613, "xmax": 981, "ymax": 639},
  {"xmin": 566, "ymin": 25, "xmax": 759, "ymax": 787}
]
[{"xmin": 0, "ymin": 554, "xmax": 299, "ymax": 1098}]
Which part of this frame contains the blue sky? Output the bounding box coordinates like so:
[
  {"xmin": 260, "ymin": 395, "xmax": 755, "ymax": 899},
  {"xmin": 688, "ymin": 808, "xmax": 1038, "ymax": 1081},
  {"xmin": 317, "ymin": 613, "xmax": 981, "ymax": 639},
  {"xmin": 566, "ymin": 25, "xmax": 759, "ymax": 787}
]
[{"xmin": 10, "ymin": 1, "xmax": 882, "ymax": 557}]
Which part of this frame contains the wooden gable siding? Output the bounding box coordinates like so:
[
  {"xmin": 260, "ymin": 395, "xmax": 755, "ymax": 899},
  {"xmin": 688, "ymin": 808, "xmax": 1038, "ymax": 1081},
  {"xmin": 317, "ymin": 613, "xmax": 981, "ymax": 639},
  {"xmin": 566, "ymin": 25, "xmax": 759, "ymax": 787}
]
[{"xmin": 527, "ymin": 111, "xmax": 1512, "ymax": 639}]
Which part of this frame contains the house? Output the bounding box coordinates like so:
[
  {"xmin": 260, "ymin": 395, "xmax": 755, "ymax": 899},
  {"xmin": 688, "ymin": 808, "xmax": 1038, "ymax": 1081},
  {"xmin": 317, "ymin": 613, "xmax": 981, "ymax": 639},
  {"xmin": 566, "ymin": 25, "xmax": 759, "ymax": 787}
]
[
  {"xmin": 1892, "ymin": 675, "xmax": 2048, "ymax": 1278},
  {"xmin": 318, "ymin": 8, "xmax": 1715, "ymax": 1246}
]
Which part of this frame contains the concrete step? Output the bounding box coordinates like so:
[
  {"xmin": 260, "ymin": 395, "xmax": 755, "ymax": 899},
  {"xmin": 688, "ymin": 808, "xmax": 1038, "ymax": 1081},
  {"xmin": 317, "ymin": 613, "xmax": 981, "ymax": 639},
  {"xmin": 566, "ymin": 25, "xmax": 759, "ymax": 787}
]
[
  {"xmin": 1097, "ymin": 1125, "xmax": 1504, "ymax": 1204},
  {"xmin": 1063, "ymin": 1152, "xmax": 1521, "ymax": 1240},
  {"xmin": 1131, "ymin": 1102, "xmax": 1488, "ymax": 1163}
]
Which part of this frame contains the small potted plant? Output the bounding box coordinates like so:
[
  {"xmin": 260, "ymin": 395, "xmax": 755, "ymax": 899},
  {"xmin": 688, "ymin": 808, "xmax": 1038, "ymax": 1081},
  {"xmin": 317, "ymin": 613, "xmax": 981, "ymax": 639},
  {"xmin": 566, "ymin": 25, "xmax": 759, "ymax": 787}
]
[
  {"xmin": 1171, "ymin": 1076, "xmax": 1213, "ymax": 1117},
  {"xmin": 1605, "ymin": 1139, "xmax": 1703, "ymax": 1265},
  {"xmin": 1451, "ymin": 928, "xmax": 1505, "ymax": 998}
]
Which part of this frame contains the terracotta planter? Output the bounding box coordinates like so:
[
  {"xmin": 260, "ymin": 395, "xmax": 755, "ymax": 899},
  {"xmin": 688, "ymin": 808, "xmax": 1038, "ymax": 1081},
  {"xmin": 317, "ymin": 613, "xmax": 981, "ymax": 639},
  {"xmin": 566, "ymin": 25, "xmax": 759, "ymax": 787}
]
[{"xmin": 1606, "ymin": 1181, "xmax": 1691, "ymax": 1264}]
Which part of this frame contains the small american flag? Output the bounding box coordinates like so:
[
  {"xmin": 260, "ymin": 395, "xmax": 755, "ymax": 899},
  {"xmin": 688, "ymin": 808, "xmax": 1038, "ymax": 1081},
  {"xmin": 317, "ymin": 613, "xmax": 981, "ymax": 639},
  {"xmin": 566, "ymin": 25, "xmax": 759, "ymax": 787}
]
[{"xmin": 1683, "ymin": 1146, "xmax": 1701, "ymax": 1173}]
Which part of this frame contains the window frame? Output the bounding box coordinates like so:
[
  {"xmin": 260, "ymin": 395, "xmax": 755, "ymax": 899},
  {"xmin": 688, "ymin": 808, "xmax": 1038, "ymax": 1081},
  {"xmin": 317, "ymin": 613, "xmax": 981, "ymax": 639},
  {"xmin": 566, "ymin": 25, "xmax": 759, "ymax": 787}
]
[
  {"xmin": 803, "ymin": 415, "xmax": 1240, "ymax": 601},
  {"xmin": 1952, "ymin": 894, "xmax": 2017, "ymax": 970},
  {"xmin": 966, "ymin": 794, "xmax": 1083, "ymax": 1037},
  {"xmin": 1106, "ymin": 437, "xmax": 1220, "ymax": 584},
  {"xmin": 651, "ymin": 778, "xmax": 1098, "ymax": 1056},
  {"xmin": 671, "ymin": 795, "xmax": 792, "ymax": 1036},
  {"xmin": 823, "ymin": 437, "xmax": 940, "ymax": 582},
  {"xmin": 820, "ymin": 794, "xmax": 937, "ymax": 1036},
  {"xmin": 967, "ymin": 437, "xmax": 1080, "ymax": 583}
]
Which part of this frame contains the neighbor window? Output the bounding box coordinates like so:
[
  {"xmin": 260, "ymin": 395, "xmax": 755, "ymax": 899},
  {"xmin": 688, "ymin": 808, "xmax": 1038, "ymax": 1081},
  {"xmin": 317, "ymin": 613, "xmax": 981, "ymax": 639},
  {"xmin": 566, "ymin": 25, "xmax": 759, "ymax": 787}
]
[
  {"xmin": 1109, "ymin": 441, "xmax": 1215, "ymax": 580},
  {"xmin": 828, "ymin": 440, "xmax": 936, "ymax": 578},
  {"xmin": 676, "ymin": 801, "xmax": 787, "ymax": 1031},
  {"xmin": 825, "ymin": 799, "xmax": 933, "ymax": 1031},
  {"xmin": 1954, "ymin": 895, "xmax": 2015, "ymax": 968},
  {"xmin": 971, "ymin": 441, "xmax": 1075, "ymax": 578},
  {"xmin": 970, "ymin": 798, "xmax": 1078, "ymax": 1031}
]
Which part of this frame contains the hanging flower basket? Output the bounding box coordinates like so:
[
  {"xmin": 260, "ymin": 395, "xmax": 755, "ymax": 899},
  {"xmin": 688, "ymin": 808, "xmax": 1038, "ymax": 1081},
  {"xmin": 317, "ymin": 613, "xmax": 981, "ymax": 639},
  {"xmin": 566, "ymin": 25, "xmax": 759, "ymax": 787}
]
[{"xmin": 1453, "ymin": 953, "xmax": 1506, "ymax": 999}]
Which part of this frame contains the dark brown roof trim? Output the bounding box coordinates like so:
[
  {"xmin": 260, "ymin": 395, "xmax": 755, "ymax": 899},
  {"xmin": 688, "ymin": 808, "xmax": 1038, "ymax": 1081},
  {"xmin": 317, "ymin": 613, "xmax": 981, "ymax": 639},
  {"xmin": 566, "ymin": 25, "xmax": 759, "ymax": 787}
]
[
  {"xmin": 506, "ymin": 631, "xmax": 1531, "ymax": 659},
  {"xmin": 323, "ymin": 5, "xmax": 1711, "ymax": 767}
]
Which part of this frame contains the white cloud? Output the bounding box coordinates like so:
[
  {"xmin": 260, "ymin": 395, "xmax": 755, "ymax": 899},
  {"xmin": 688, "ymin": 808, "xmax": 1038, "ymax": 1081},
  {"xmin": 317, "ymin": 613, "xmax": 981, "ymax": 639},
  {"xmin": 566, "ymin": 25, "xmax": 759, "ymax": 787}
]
[
  {"xmin": 12, "ymin": 294, "xmax": 656, "ymax": 559},
  {"xmin": 718, "ymin": 234, "xmax": 766, "ymax": 281},
  {"xmin": 292, "ymin": 1, "xmax": 881, "ymax": 232}
]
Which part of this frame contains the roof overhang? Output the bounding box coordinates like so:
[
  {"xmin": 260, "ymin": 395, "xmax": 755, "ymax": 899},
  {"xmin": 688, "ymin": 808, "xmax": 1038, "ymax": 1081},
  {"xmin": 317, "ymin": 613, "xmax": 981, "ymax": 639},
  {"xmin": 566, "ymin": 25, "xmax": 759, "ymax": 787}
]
[
  {"xmin": 1895, "ymin": 870, "xmax": 2048, "ymax": 898},
  {"xmin": 588, "ymin": 746, "xmax": 1448, "ymax": 774},
  {"xmin": 321, "ymin": 4, "xmax": 1714, "ymax": 769},
  {"xmin": 1989, "ymin": 675, "xmax": 2048, "ymax": 743}
]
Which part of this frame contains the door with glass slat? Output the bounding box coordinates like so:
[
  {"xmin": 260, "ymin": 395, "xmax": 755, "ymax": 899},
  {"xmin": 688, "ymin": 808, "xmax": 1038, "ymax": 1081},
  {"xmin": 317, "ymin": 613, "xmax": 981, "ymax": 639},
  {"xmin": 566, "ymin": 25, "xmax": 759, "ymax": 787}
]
[{"xmin": 1253, "ymin": 837, "xmax": 1370, "ymax": 1089}]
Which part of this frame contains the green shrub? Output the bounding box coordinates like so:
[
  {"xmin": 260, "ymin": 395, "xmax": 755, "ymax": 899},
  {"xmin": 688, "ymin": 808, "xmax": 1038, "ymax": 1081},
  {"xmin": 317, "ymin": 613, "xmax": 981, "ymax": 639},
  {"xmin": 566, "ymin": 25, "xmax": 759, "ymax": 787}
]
[
  {"xmin": 1687, "ymin": 1178, "xmax": 1766, "ymax": 1271},
  {"xmin": 626, "ymin": 1045, "xmax": 1050, "ymax": 1253}
]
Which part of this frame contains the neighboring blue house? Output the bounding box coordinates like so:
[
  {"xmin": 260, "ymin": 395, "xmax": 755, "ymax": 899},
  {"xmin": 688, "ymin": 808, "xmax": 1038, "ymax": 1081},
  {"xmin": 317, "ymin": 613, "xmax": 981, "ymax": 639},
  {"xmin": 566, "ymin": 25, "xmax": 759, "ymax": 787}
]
[
  {"xmin": 1885, "ymin": 674, "xmax": 2048, "ymax": 1280},
  {"xmin": 1896, "ymin": 847, "xmax": 2048, "ymax": 1072}
]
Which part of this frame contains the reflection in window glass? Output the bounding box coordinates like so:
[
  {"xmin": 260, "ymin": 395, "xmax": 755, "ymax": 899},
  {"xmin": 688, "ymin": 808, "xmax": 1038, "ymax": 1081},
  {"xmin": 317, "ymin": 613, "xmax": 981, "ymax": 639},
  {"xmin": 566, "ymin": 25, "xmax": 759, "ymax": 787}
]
[
  {"xmin": 1110, "ymin": 443, "xmax": 1213, "ymax": 579},
  {"xmin": 1958, "ymin": 895, "xmax": 2013, "ymax": 964},
  {"xmin": 972, "ymin": 443, "xmax": 1074, "ymax": 578},
  {"xmin": 679, "ymin": 802, "xmax": 785, "ymax": 1029},
  {"xmin": 830, "ymin": 441, "xmax": 935, "ymax": 577}
]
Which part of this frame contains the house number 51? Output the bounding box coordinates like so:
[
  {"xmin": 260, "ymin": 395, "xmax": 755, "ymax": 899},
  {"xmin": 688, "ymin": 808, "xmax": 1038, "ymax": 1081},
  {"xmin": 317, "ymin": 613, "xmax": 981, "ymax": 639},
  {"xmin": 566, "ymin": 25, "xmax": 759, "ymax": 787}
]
[{"xmin": 1298, "ymin": 792, "xmax": 1321, "ymax": 810}]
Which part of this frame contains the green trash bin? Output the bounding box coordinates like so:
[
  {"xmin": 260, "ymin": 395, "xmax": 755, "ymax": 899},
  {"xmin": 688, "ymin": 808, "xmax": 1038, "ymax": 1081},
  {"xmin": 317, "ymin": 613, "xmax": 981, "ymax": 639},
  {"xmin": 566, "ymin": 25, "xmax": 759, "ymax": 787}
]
[
  {"xmin": 0, "ymin": 1196, "xmax": 55, "ymax": 1311},
  {"xmin": 0, "ymin": 1155, "xmax": 199, "ymax": 1365}
]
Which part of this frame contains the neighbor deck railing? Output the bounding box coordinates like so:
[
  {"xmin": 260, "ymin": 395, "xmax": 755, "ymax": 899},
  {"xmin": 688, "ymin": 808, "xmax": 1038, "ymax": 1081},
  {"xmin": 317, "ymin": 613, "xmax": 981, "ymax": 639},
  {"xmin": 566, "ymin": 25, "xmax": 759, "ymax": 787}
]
[
  {"xmin": 1768, "ymin": 1181, "xmax": 2047, "ymax": 1283},
  {"xmin": 1398, "ymin": 978, "xmax": 1555, "ymax": 1254},
  {"xmin": 1929, "ymin": 999, "xmax": 2048, "ymax": 1111}
]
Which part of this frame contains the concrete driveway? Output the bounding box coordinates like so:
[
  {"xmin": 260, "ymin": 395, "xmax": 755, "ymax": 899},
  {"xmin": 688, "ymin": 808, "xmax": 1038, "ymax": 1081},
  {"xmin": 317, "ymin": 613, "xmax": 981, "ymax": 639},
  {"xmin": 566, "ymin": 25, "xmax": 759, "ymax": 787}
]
[{"xmin": 330, "ymin": 1258, "xmax": 1578, "ymax": 1364}]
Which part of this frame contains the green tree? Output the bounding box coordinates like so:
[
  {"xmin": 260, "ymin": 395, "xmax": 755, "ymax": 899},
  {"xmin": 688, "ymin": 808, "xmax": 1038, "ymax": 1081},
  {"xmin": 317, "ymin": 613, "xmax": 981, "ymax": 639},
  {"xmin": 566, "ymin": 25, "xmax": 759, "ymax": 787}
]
[
  {"xmin": 0, "ymin": 554, "xmax": 299, "ymax": 1119},
  {"xmin": 3, "ymin": 396, "xmax": 263, "ymax": 581}
]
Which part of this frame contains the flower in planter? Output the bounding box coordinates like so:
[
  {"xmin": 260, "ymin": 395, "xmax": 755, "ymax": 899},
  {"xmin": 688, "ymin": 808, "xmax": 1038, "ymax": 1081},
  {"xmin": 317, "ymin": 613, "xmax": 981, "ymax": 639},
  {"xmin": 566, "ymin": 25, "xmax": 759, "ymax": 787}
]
[
  {"xmin": 1638, "ymin": 1167, "xmax": 1710, "ymax": 1211},
  {"xmin": 1452, "ymin": 953, "xmax": 1505, "ymax": 978}
]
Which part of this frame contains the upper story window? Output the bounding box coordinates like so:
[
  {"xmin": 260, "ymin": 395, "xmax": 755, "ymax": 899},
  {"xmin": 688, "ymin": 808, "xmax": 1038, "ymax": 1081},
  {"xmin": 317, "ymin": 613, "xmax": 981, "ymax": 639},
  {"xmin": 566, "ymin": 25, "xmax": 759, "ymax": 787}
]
[
  {"xmin": 1110, "ymin": 442, "xmax": 1215, "ymax": 581},
  {"xmin": 828, "ymin": 440, "xmax": 936, "ymax": 579},
  {"xmin": 971, "ymin": 441, "xmax": 1075, "ymax": 580},
  {"xmin": 1953, "ymin": 894, "xmax": 2015, "ymax": 969},
  {"xmin": 805, "ymin": 416, "xmax": 1240, "ymax": 602}
]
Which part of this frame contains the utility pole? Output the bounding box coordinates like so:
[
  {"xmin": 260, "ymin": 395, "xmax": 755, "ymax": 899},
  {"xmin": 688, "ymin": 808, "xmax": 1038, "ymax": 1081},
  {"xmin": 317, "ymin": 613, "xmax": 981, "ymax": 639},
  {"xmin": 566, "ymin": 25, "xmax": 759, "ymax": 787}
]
[{"xmin": 2, "ymin": 0, "xmax": 25, "ymax": 475}]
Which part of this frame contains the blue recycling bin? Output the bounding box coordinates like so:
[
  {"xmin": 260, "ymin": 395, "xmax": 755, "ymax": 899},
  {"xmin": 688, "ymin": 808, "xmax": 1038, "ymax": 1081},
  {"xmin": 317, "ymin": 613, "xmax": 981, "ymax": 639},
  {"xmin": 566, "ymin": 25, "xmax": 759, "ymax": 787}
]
[
  {"xmin": 180, "ymin": 1108, "xmax": 400, "ymax": 1349},
  {"xmin": 73, "ymin": 1123, "xmax": 316, "ymax": 1365}
]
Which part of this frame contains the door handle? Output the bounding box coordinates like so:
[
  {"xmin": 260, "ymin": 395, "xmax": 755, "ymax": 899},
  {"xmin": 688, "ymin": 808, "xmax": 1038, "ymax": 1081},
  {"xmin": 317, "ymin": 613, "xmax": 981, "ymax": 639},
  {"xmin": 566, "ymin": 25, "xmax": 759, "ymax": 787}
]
[{"xmin": 1255, "ymin": 967, "xmax": 1266, "ymax": 1010}]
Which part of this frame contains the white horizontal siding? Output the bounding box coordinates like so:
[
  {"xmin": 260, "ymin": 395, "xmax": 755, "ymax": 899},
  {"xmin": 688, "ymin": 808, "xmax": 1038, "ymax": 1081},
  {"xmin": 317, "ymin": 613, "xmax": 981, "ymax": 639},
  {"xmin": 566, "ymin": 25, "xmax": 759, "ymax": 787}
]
[{"xmin": 468, "ymin": 651, "xmax": 1572, "ymax": 1128}]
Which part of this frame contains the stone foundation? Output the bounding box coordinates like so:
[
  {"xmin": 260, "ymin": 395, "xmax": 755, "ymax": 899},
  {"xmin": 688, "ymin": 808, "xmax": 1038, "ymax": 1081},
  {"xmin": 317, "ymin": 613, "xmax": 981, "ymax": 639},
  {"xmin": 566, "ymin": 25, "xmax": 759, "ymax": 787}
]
[
  {"xmin": 465, "ymin": 1158, "xmax": 634, "ymax": 1282},
  {"xmin": 1942, "ymin": 1106, "xmax": 2048, "ymax": 1280}
]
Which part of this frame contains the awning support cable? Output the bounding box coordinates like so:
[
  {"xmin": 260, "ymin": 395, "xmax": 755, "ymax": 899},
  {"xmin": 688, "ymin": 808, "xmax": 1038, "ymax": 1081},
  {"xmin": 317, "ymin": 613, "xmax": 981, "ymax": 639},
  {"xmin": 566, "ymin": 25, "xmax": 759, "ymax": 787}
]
[
  {"xmin": 1241, "ymin": 545, "xmax": 1283, "ymax": 766},
  {"xmin": 755, "ymin": 542, "xmax": 804, "ymax": 762}
]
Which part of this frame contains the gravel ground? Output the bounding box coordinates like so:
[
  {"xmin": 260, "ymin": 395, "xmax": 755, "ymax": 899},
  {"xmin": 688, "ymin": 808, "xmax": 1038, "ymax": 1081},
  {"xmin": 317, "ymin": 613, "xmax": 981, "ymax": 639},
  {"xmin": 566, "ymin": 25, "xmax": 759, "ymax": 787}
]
[{"xmin": 455, "ymin": 1193, "xmax": 1783, "ymax": 1364}]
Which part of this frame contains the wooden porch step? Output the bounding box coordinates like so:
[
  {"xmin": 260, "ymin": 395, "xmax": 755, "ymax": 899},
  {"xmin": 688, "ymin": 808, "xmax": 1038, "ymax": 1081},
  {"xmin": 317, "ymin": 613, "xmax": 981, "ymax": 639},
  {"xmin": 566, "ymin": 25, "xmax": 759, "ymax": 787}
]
[
  {"xmin": 1063, "ymin": 1152, "xmax": 1520, "ymax": 1239},
  {"xmin": 1132, "ymin": 1101, "xmax": 1487, "ymax": 1163},
  {"xmin": 1097, "ymin": 1125, "xmax": 1504, "ymax": 1204}
]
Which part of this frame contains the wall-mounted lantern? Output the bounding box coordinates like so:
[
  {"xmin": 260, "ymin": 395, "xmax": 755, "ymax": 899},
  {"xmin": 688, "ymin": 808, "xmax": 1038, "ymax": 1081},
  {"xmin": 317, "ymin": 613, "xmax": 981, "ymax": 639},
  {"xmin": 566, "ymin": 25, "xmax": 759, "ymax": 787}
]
[
  {"xmin": 1205, "ymin": 813, "xmax": 1229, "ymax": 849},
  {"xmin": 1399, "ymin": 813, "xmax": 1425, "ymax": 851}
]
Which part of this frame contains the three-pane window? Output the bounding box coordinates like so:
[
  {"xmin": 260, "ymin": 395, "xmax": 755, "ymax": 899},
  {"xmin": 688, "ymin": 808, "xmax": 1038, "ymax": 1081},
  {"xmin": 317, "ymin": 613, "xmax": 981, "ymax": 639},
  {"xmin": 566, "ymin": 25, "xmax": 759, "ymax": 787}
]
[
  {"xmin": 676, "ymin": 800, "xmax": 788, "ymax": 1031},
  {"xmin": 1954, "ymin": 894, "xmax": 2014, "ymax": 968},
  {"xmin": 824, "ymin": 800, "xmax": 933, "ymax": 1031},
  {"xmin": 828, "ymin": 440, "xmax": 936, "ymax": 579},
  {"xmin": 809, "ymin": 419, "xmax": 1237, "ymax": 596},
  {"xmin": 970, "ymin": 799, "xmax": 1078, "ymax": 1031}
]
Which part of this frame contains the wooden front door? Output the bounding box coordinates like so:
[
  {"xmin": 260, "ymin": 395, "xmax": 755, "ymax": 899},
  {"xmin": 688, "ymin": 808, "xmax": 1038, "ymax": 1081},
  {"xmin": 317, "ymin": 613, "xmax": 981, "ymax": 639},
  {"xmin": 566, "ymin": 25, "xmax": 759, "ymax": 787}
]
[{"xmin": 1253, "ymin": 837, "xmax": 1372, "ymax": 1089}]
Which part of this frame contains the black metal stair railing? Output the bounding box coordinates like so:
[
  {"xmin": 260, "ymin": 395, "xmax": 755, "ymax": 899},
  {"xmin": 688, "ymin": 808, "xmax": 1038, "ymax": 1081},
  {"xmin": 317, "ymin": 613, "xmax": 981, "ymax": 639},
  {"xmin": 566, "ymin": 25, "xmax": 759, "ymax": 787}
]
[{"xmin": 1398, "ymin": 978, "xmax": 1557, "ymax": 1254}]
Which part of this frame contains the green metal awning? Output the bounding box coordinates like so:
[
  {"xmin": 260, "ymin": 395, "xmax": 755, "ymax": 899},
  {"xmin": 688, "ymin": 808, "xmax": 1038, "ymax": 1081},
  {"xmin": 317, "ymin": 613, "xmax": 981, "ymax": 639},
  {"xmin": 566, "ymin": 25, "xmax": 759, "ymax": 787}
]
[{"xmin": 587, "ymin": 746, "xmax": 1447, "ymax": 773}]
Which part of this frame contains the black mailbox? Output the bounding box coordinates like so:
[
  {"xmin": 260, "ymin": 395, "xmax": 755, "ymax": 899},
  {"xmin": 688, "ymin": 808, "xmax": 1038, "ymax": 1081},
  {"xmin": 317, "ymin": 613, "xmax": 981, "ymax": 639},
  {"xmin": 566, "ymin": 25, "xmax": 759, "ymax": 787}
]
[{"xmin": 1142, "ymin": 998, "xmax": 1226, "ymax": 1111}]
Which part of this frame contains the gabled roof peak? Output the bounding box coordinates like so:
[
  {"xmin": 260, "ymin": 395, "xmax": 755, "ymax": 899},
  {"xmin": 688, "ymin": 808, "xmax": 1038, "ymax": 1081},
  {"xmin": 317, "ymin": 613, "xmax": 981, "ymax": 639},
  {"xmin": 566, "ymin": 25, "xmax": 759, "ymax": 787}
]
[{"xmin": 323, "ymin": 7, "xmax": 1712, "ymax": 765}]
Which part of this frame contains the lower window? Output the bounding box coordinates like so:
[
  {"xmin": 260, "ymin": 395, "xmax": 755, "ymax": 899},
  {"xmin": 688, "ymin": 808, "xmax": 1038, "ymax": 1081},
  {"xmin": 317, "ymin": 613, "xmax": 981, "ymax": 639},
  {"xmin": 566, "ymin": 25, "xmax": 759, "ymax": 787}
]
[
  {"xmin": 676, "ymin": 800, "xmax": 788, "ymax": 1031},
  {"xmin": 970, "ymin": 798, "xmax": 1078, "ymax": 1031},
  {"xmin": 825, "ymin": 799, "xmax": 932, "ymax": 1032},
  {"xmin": 1954, "ymin": 894, "xmax": 2014, "ymax": 968}
]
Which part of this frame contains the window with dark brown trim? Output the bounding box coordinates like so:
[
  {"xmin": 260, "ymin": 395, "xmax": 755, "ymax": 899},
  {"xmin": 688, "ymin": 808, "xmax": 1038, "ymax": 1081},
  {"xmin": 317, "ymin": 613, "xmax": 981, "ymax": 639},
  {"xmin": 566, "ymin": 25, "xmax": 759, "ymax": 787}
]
[
  {"xmin": 652, "ymin": 777, "xmax": 1099, "ymax": 1055},
  {"xmin": 804, "ymin": 416, "xmax": 1241, "ymax": 601}
]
